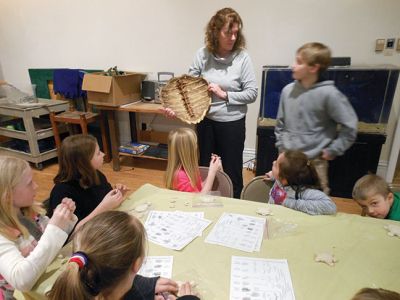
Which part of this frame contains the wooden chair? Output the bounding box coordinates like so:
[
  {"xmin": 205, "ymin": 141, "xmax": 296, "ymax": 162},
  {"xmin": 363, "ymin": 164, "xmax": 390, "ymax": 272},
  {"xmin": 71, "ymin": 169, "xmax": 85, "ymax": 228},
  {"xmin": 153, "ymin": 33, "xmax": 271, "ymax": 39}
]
[
  {"xmin": 199, "ymin": 166, "xmax": 233, "ymax": 198},
  {"xmin": 240, "ymin": 176, "xmax": 274, "ymax": 203},
  {"xmin": 49, "ymin": 110, "xmax": 110, "ymax": 162}
]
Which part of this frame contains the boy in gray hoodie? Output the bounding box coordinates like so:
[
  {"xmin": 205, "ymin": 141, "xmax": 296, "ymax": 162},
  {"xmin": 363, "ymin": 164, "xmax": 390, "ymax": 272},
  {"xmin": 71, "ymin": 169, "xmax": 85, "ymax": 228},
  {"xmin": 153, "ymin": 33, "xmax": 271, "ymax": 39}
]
[{"xmin": 275, "ymin": 42, "xmax": 358, "ymax": 194}]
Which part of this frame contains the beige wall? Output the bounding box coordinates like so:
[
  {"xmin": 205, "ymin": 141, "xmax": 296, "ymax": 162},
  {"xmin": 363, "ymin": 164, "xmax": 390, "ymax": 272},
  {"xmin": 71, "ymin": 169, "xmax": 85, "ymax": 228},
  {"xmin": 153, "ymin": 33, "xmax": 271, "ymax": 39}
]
[{"xmin": 0, "ymin": 0, "xmax": 399, "ymax": 168}]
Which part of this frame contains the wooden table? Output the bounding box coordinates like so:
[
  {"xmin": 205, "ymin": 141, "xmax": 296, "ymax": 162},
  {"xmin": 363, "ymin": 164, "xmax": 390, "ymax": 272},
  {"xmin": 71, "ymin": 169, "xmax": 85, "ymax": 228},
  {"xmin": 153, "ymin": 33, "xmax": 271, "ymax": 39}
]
[{"xmin": 97, "ymin": 101, "xmax": 169, "ymax": 171}]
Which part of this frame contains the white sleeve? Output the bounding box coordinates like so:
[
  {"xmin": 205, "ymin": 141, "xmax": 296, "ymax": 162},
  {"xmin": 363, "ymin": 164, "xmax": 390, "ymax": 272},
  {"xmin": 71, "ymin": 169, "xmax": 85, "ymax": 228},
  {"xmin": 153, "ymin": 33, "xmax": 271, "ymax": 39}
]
[{"xmin": 0, "ymin": 224, "xmax": 67, "ymax": 291}]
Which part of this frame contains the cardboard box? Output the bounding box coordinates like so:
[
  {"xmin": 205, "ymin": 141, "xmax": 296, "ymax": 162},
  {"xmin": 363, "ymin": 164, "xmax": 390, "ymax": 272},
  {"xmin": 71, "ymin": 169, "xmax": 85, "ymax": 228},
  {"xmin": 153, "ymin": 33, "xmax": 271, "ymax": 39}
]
[{"xmin": 82, "ymin": 72, "xmax": 146, "ymax": 107}]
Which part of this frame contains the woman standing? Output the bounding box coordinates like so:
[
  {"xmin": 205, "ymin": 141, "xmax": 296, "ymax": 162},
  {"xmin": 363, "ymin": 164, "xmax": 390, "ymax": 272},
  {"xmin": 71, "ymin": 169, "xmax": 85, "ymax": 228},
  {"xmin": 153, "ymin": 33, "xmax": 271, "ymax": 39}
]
[{"xmin": 189, "ymin": 7, "xmax": 258, "ymax": 198}]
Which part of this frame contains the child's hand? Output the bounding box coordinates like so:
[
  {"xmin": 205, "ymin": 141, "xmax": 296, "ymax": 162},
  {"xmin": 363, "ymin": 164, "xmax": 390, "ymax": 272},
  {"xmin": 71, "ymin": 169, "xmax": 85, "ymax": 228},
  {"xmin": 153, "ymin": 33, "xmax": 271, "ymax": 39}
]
[
  {"xmin": 159, "ymin": 107, "xmax": 177, "ymax": 119},
  {"xmin": 209, "ymin": 155, "xmax": 222, "ymax": 174},
  {"xmin": 48, "ymin": 203, "xmax": 76, "ymax": 232},
  {"xmin": 178, "ymin": 282, "xmax": 197, "ymax": 298},
  {"xmin": 264, "ymin": 171, "xmax": 273, "ymax": 181},
  {"xmin": 322, "ymin": 149, "xmax": 335, "ymax": 161},
  {"xmin": 154, "ymin": 277, "xmax": 178, "ymax": 300},
  {"xmin": 61, "ymin": 197, "xmax": 76, "ymax": 213},
  {"xmin": 100, "ymin": 189, "xmax": 124, "ymax": 210},
  {"xmin": 115, "ymin": 183, "xmax": 129, "ymax": 197}
]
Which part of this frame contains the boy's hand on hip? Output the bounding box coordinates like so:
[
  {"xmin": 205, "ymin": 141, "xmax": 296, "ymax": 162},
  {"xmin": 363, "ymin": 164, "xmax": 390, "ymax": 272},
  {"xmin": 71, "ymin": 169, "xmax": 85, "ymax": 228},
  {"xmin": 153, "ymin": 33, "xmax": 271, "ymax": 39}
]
[{"xmin": 322, "ymin": 149, "xmax": 335, "ymax": 160}]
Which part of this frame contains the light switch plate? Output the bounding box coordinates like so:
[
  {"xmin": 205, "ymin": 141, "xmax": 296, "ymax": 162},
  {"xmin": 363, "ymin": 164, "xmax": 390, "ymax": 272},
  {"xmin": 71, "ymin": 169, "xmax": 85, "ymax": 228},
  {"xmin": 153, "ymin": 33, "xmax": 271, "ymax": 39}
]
[
  {"xmin": 386, "ymin": 38, "xmax": 395, "ymax": 49},
  {"xmin": 397, "ymin": 39, "xmax": 400, "ymax": 51},
  {"xmin": 375, "ymin": 39, "xmax": 385, "ymax": 51}
]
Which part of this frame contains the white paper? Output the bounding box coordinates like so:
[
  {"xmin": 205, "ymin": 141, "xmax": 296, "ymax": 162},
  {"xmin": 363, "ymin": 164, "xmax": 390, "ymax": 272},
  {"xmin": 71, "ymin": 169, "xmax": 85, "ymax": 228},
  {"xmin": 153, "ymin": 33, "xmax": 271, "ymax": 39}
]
[
  {"xmin": 138, "ymin": 256, "xmax": 173, "ymax": 278},
  {"xmin": 145, "ymin": 210, "xmax": 211, "ymax": 250},
  {"xmin": 205, "ymin": 213, "xmax": 266, "ymax": 252},
  {"xmin": 230, "ymin": 256, "xmax": 296, "ymax": 300},
  {"xmin": 175, "ymin": 211, "xmax": 205, "ymax": 236}
]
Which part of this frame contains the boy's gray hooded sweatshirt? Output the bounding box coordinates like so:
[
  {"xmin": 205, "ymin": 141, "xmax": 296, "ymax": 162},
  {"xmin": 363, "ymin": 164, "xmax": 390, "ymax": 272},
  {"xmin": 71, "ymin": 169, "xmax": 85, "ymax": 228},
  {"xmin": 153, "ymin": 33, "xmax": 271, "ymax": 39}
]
[{"xmin": 275, "ymin": 80, "xmax": 358, "ymax": 159}]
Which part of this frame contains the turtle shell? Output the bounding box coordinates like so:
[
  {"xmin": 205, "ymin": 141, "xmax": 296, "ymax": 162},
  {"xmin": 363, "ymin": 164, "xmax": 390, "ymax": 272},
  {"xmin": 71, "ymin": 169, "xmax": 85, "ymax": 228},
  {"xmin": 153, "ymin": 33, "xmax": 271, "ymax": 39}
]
[{"xmin": 161, "ymin": 75, "xmax": 211, "ymax": 124}]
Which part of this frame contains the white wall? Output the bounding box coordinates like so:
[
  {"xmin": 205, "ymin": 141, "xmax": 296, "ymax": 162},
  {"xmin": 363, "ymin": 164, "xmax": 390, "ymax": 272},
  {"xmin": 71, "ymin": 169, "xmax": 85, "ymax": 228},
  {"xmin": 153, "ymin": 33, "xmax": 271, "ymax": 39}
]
[{"xmin": 1, "ymin": 0, "xmax": 400, "ymax": 166}]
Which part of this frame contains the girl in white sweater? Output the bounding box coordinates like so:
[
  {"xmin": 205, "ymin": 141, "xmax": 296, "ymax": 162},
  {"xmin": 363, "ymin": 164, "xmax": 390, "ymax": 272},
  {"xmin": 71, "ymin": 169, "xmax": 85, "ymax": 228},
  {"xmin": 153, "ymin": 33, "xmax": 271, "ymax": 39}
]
[{"xmin": 0, "ymin": 156, "xmax": 77, "ymax": 299}]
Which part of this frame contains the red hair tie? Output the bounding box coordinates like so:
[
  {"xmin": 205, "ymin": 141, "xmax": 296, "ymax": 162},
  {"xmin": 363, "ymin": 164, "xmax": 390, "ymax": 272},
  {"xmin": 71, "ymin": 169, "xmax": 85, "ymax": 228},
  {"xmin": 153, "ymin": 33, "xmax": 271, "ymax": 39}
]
[{"xmin": 68, "ymin": 252, "xmax": 88, "ymax": 269}]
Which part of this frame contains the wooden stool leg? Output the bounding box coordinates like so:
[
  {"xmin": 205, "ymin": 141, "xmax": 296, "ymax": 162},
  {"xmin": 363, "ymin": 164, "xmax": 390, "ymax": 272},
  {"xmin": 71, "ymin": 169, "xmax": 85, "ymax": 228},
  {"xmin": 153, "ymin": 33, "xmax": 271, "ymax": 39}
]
[
  {"xmin": 99, "ymin": 112, "xmax": 111, "ymax": 162},
  {"xmin": 79, "ymin": 114, "xmax": 89, "ymax": 134},
  {"xmin": 49, "ymin": 112, "xmax": 62, "ymax": 154}
]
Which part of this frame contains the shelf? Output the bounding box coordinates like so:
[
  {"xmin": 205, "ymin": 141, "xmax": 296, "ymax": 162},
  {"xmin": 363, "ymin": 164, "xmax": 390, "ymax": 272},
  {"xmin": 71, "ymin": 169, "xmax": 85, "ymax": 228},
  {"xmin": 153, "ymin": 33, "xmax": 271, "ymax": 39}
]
[
  {"xmin": 119, "ymin": 152, "xmax": 167, "ymax": 161},
  {"xmin": 0, "ymin": 99, "xmax": 69, "ymax": 167}
]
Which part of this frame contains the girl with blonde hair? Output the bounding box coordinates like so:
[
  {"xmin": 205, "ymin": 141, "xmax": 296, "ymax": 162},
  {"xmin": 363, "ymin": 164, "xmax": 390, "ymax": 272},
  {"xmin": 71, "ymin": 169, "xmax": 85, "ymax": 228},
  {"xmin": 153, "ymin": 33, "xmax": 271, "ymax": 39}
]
[
  {"xmin": 165, "ymin": 128, "xmax": 222, "ymax": 193},
  {"xmin": 48, "ymin": 134, "xmax": 128, "ymax": 226},
  {"xmin": 47, "ymin": 211, "xmax": 198, "ymax": 300},
  {"xmin": 0, "ymin": 156, "xmax": 76, "ymax": 299}
]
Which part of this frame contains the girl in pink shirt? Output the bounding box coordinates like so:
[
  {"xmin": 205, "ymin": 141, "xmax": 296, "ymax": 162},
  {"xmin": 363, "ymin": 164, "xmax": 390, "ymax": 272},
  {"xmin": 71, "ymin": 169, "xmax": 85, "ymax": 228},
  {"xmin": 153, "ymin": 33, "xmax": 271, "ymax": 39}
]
[{"xmin": 165, "ymin": 128, "xmax": 222, "ymax": 193}]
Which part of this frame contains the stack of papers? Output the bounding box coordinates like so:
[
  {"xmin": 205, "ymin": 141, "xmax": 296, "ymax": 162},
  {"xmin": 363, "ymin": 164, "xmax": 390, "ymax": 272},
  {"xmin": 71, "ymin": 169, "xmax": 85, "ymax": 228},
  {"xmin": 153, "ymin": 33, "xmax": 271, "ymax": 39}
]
[
  {"xmin": 144, "ymin": 210, "xmax": 211, "ymax": 250},
  {"xmin": 230, "ymin": 257, "xmax": 296, "ymax": 300},
  {"xmin": 205, "ymin": 213, "xmax": 266, "ymax": 252}
]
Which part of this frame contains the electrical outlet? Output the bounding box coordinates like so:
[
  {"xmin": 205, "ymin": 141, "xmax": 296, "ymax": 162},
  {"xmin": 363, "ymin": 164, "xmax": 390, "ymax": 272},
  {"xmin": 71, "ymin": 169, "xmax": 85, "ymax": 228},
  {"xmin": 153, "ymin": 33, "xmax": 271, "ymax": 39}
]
[
  {"xmin": 375, "ymin": 39, "xmax": 385, "ymax": 52},
  {"xmin": 386, "ymin": 38, "xmax": 395, "ymax": 49}
]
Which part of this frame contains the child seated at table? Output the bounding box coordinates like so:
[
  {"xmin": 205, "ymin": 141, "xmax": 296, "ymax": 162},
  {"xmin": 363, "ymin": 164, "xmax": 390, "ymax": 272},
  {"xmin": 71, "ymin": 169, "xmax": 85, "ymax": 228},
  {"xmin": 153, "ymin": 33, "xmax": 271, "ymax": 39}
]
[
  {"xmin": 48, "ymin": 134, "xmax": 129, "ymax": 227},
  {"xmin": 351, "ymin": 287, "xmax": 400, "ymax": 300},
  {"xmin": 264, "ymin": 150, "xmax": 336, "ymax": 215},
  {"xmin": 0, "ymin": 156, "xmax": 77, "ymax": 298},
  {"xmin": 352, "ymin": 174, "xmax": 400, "ymax": 221},
  {"xmin": 165, "ymin": 128, "xmax": 223, "ymax": 193},
  {"xmin": 47, "ymin": 210, "xmax": 199, "ymax": 300}
]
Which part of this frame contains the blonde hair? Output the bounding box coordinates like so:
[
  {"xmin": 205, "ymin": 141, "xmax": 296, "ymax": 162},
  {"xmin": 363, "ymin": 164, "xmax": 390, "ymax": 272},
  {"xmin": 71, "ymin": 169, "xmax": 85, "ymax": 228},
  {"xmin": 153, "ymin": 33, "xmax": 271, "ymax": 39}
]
[
  {"xmin": 352, "ymin": 174, "xmax": 391, "ymax": 201},
  {"xmin": 54, "ymin": 134, "xmax": 99, "ymax": 188},
  {"xmin": 47, "ymin": 211, "xmax": 146, "ymax": 300},
  {"xmin": 0, "ymin": 156, "xmax": 44, "ymax": 240},
  {"xmin": 165, "ymin": 128, "xmax": 200, "ymax": 190},
  {"xmin": 205, "ymin": 7, "xmax": 246, "ymax": 54},
  {"xmin": 297, "ymin": 42, "xmax": 331, "ymax": 73},
  {"xmin": 351, "ymin": 288, "xmax": 400, "ymax": 300}
]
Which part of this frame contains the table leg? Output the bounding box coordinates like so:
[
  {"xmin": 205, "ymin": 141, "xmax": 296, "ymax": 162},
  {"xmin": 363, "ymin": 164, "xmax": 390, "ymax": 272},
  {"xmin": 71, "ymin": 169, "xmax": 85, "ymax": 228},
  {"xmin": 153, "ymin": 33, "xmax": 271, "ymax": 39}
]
[{"xmin": 105, "ymin": 109, "xmax": 120, "ymax": 171}]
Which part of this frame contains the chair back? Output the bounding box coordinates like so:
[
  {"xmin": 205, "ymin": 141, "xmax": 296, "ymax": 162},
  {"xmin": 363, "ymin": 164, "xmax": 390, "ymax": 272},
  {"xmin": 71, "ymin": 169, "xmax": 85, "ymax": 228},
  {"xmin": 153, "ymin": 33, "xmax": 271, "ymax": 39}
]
[
  {"xmin": 198, "ymin": 166, "xmax": 233, "ymax": 198},
  {"xmin": 240, "ymin": 176, "xmax": 274, "ymax": 203}
]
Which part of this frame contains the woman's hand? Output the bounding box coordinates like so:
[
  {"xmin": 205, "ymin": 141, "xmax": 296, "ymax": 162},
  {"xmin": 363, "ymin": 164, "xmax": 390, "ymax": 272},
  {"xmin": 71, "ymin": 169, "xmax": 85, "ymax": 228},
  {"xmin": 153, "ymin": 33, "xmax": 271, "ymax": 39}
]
[
  {"xmin": 48, "ymin": 203, "xmax": 76, "ymax": 232},
  {"xmin": 115, "ymin": 183, "xmax": 129, "ymax": 197},
  {"xmin": 159, "ymin": 107, "xmax": 177, "ymax": 119},
  {"xmin": 99, "ymin": 189, "xmax": 124, "ymax": 210},
  {"xmin": 208, "ymin": 83, "xmax": 227, "ymax": 100},
  {"xmin": 154, "ymin": 278, "xmax": 178, "ymax": 300}
]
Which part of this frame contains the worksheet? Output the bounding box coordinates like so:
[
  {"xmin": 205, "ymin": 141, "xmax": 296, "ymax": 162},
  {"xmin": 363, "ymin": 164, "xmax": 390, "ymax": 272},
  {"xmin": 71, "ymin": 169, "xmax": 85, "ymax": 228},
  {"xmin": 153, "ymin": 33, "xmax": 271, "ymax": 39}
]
[
  {"xmin": 205, "ymin": 213, "xmax": 266, "ymax": 252},
  {"xmin": 145, "ymin": 210, "xmax": 211, "ymax": 250},
  {"xmin": 230, "ymin": 256, "xmax": 296, "ymax": 300},
  {"xmin": 138, "ymin": 256, "xmax": 173, "ymax": 278}
]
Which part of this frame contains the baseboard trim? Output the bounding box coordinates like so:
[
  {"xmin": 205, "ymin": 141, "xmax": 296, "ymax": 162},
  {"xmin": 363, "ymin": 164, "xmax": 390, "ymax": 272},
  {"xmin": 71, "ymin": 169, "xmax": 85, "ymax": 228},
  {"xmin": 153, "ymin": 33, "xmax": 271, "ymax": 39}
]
[
  {"xmin": 243, "ymin": 148, "xmax": 256, "ymax": 169},
  {"xmin": 376, "ymin": 160, "xmax": 388, "ymax": 181}
]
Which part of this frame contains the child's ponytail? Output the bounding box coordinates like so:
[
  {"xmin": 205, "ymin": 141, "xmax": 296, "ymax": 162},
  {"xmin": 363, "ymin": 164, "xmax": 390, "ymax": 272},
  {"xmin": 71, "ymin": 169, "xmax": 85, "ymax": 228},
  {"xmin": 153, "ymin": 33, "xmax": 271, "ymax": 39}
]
[
  {"xmin": 279, "ymin": 151, "xmax": 322, "ymax": 199},
  {"xmin": 47, "ymin": 260, "xmax": 95, "ymax": 300}
]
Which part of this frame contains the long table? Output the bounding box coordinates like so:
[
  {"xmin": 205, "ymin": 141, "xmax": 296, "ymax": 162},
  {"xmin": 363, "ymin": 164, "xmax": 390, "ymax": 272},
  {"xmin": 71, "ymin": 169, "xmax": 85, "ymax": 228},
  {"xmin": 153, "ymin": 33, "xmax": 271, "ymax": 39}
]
[{"xmin": 17, "ymin": 184, "xmax": 400, "ymax": 299}]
